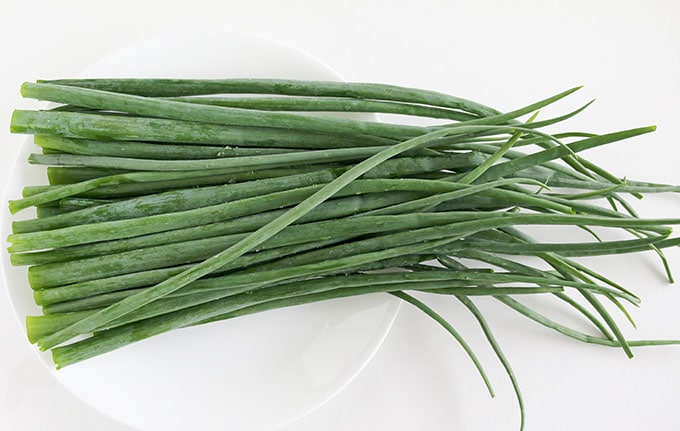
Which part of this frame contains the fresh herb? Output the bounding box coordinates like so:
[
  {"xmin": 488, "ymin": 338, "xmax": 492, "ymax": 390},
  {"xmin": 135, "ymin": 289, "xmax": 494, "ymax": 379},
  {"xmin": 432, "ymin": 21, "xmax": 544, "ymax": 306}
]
[{"xmin": 7, "ymin": 78, "xmax": 679, "ymax": 430}]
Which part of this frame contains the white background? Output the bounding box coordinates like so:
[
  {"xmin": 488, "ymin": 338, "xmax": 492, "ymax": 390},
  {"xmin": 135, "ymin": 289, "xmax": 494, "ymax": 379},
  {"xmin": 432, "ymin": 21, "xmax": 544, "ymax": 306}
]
[{"xmin": 1, "ymin": 1, "xmax": 679, "ymax": 430}]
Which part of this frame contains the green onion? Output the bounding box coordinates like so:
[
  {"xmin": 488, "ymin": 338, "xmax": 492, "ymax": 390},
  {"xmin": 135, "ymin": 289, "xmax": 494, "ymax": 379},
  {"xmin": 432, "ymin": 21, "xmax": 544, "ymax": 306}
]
[
  {"xmin": 36, "ymin": 78, "xmax": 501, "ymax": 116},
  {"xmin": 6, "ymin": 78, "xmax": 680, "ymax": 431}
]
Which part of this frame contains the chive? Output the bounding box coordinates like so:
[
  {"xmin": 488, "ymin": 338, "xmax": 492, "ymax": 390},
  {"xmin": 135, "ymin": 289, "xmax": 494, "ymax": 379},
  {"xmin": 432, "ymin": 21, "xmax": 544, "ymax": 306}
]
[
  {"xmin": 38, "ymin": 252, "xmax": 435, "ymax": 312},
  {"xmin": 22, "ymin": 211, "xmax": 676, "ymax": 289},
  {"xmin": 29, "ymin": 276, "xmax": 559, "ymax": 343},
  {"xmin": 8, "ymin": 78, "xmax": 680, "ymax": 428},
  {"xmin": 457, "ymin": 296, "xmax": 525, "ymax": 431},
  {"xmin": 441, "ymin": 252, "xmax": 615, "ymax": 340},
  {"xmin": 476, "ymin": 127, "xmax": 657, "ymax": 182},
  {"xmin": 21, "ymin": 82, "xmax": 428, "ymax": 140},
  {"xmin": 41, "ymin": 231, "xmax": 459, "ymax": 354},
  {"xmin": 164, "ymin": 95, "xmax": 479, "ymax": 121},
  {"xmin": 8, "ymin": 179, "xmax": 450, "ymax": 251},
  {"xmin": 35, "ymin": 84, "xmax": 581, "ymax": 350},
  {"xmin": 10, "ymin": 110, "xmax": 396, "ymax": 148},
  {"xmin": 12, "ymin": 153, "xmax": 477, "ymax": 232},
  {"xmin": 393, "ymin": 291, "xmax": 495, "ymax": 397},
  {"xmin": 36, "ymin": 78, "xmax": 501, "ymax": 116},
  {"xmin": 26, "ymin": 145, "xmax": 388, "ymax": 171},
  {"xmin": 33, "ymin": 126, "xmax": 459, "ymax": 350},
  {"xmin": 496, "ymin": 296, "xmax": 680, "ymax": 348},
  {"xmin": 12, "ymin": 192, "xmax": 418, "ymax": 266},
  {"xmin": 34, "ymin": 135, "xmax": 303, "ymax": 159},
  {"xmin": 25, "ymin": 212, "xmax": 484, "ymax": 287}
]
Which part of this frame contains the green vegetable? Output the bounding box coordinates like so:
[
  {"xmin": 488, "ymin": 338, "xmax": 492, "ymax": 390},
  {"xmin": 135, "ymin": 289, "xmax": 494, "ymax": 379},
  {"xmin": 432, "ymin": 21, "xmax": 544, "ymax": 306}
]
[
  {"xmin": 10, "ymin": 110, "xmax": 395, "ymax": 148},
  {"xmin": 6, "ymin": 78, "xmax": 680, "ymax": 431},
  {"xmin": 35, "ymin": 78, "xmax": 500, "ymax": 115}
]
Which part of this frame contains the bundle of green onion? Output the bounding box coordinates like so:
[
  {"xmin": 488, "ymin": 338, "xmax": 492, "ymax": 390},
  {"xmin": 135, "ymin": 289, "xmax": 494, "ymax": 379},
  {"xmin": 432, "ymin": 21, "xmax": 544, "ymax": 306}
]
[{"xmin": 7, "ymin": 78, "xmax": 680, "ymax": 429}]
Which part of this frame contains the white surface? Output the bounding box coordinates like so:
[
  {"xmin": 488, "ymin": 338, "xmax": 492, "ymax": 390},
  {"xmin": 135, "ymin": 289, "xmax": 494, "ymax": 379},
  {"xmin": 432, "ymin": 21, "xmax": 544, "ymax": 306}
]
[{"xmin": 1, "ymin": 1, "xmax": 679, "ymax": 430}]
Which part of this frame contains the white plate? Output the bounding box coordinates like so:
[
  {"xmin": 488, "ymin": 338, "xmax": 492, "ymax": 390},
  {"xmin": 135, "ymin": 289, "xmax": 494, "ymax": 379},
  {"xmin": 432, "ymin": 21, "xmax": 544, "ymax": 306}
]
[{"xmin": 0, "ymin": 30, "xmax": 401, "ymax": 431}]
